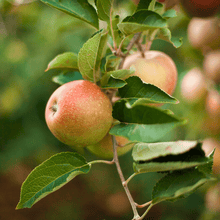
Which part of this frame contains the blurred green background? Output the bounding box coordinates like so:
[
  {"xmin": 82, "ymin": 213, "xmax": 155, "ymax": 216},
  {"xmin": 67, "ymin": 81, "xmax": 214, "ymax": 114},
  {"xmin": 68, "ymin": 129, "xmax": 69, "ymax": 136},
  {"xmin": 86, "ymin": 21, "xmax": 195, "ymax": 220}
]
[{"xmin": 0, "ymin": 0, "xmax": 219, "ymax": 219}]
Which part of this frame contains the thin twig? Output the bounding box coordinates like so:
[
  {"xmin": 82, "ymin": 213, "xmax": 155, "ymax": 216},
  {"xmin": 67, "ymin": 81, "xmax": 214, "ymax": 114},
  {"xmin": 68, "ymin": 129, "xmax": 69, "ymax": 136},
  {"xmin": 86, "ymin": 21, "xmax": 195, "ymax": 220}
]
[
  {"xmin": 118, "ymin": 32, "xmax": 142, "ymax": 69},
  {"xmin": 135, "ymin": 201, "xmax": 152, "ymax": 209},
  {"xmin": 139, "ymin": 203, "xmax": 154, "ymax": 220},
  {"xmin": 112, "ymin": 136, "xmax": 140, "ymax": 219},
  {"xmin": 123, "ymin": 173, "xmax": 138, "ymax": 186},
  {"xmin": 88, "ymin": 160, "xmax": 115, "ymax": 166},
  {"xmin": 107, "ymin": 42, "xmax": 116, "ymax": 55}
]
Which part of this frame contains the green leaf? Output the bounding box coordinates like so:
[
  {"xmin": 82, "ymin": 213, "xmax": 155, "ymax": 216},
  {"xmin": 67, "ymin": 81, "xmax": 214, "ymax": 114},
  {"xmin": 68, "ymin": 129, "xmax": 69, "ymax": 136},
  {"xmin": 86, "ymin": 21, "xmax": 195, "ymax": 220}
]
[
  {"xmin": 110, "ymin": 100, "xmax": 186, "ymax": 142},
  {"xmin": 118, "ymin": 76, "xmax": 178, "ymax": 106},
  {"xmin": 45, "ymin": 52, "xmax": 78, "ymax": 72},
  {"xmin": 100, "ymin": 69, "xmax": 134, "ymax": 87},
  {"xmin": 156, "ymin": 28, "xmax": 183, "ymax": 48},
  {"xmin": 101, "ymin": 77, "xmax": 127, "ymax": 89},
  {"xmin": 96, "ymin": 0, "xmax": 113, "ymax": 22},
  {"xmin": 152, "ymin": 168, "xmax": 215, "ymax": 205},
  {"xmin": 104, "ymin": 54, "xmax": 121, "ymax": 72},
  {"xmin": 132, "ymin": 141, "xmax": 212, "ymax": 173},
  {"xmin": 136, "ymin": 0, "xmax": 163, "ymax": 12},
  {"xmin": 16, "ymin": 152, "xmax": 90, "ymax": 209},
  {"xmin": 111, "ymin": 15, "xmax": 122, "ymax": 46},
  {"xmin": 52, "ymin": 71, "xmax": 83, "ymax": 85},
  {"xmin": 40, "ymin": 0, "xmax": 98, "ymax": 28},
  {"xmin": 118, "ymin": 10, "xmax": 167, "ymax": 36},
  {"xmin": 197, "ymin": 149, "xmax": 215, "ymax": 176},
  {"xmin": 107, "ymin": 69, "xmax": 134, "ymax": 80},
  {"xmin": 78, "ymin": 30, "xmax": 108, "ymax": 82},
  {"xmin": 162, "ymin": 9, "xmax": 177, "ymax": 18},
  {"xmin": 136, "ymin": 0, "xmax": 152, "ymax": 11}
]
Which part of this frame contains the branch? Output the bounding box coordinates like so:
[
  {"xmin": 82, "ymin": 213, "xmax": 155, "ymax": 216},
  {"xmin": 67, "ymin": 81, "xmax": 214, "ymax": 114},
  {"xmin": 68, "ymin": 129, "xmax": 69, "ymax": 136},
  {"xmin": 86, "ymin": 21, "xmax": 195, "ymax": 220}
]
[
  {"xmin": 118, "ymin": 32, "xmax": 142, "ymax": 69},
  {"xmin": 112, "ymin": 136, "xmax": 140, "ymax": 219}
]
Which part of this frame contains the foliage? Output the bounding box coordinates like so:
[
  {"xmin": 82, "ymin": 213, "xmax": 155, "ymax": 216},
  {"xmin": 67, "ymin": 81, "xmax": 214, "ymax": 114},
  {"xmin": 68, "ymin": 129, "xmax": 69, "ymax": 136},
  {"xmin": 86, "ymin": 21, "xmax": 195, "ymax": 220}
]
[{"xmin": 0, "ymin": 0, "xmax": 219, "ymax": 219}]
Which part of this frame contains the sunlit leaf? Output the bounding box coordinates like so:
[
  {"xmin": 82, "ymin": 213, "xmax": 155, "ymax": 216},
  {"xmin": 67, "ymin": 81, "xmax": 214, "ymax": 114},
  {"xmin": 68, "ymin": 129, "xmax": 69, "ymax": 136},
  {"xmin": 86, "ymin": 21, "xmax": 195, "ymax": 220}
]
[
  {"xmin": 78, "ymin": 30, "xmax": 108, "ymax": 82},
  {"xmin": 45, "ymin": 52, "xmax": 78, "ymax": 71},
  {"xmin": 118, "ymin": 10, "xmax": 167, "ymax": 36},
  {"xmin": 156, "ymin": 28, "xmax": 183, "ymax": 48},
  {"xmin": 16, "ymin": 152, "xmax": 90, "ymax": 209},
  {"xmin": 96, "ymin": 0, "xmax": 113, "ymax": 22},
  {"xmin": 132, "ymin": 141, "xmax": 211, "ymax": 173},
  {"xmin": 40, "ymin": 0, "xmax": 98, "ymax": 28}
]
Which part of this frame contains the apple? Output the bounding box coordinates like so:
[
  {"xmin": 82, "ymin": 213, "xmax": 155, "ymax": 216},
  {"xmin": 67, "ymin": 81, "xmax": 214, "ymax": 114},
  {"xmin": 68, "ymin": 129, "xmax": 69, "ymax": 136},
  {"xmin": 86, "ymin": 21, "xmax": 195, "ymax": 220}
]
[
  {"xmin": 87, "ymin": 133, "xmax": 134, "ymax": 159},
  {"xmin": 187, "ymin": 17, "xmax": 220, "ymax": 50},
  {"xmin": 203, "ymin": 50, "xmax": 220, "ymax": 83},
  {"xmin": 122, "ymin": 51, "xmax": 177, "ymax": 95},
  {"xmin": 179, "ymin": 0, "xmax": 220, "ymax": 17},
  {"xmin": 45, "ymin": 80, "xmax": 113, "ymax": 147},
  {"xmin": 181, "ymin": 68, "xmax": 207, "ymax": 103},
  {"xmin": 205, "ymin": 89, "xmax": 220, "ymax": 118},
  {"xmin": 206, "ymin": 183, "xmax": 220, "ymax": 212}
]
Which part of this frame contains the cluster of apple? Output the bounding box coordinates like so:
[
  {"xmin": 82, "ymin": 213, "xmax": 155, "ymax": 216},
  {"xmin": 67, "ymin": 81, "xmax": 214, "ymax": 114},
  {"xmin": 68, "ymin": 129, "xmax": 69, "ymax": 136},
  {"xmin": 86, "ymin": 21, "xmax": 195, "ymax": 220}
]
[
  {"xmin": 45, "ymin": 50, "xmax": 177, "ymax": 159},
  {"xmin": 181, "ymin": 17, "xmax": 220, "ymax": 130}
]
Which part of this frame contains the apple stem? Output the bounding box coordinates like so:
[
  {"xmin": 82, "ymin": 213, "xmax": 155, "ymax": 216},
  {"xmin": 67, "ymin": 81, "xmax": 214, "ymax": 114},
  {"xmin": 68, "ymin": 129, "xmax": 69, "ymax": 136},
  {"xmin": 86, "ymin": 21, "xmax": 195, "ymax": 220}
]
[{"xmin": 112, "ymin": 135, "xmax": 140, "ymax": 219}]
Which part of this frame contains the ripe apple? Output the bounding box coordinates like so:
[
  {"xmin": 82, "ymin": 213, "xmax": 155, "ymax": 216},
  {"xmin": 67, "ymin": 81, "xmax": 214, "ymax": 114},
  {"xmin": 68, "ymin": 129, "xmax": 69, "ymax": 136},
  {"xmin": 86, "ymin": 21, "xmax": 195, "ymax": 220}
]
[
  {"xmin": 187, "ymin": 17, "xmax": 220, "ymax": 50},
  {"xmin": 45, "ymin": 80, "xmax": 113, "ymax": 147},
  {"xmin": 203, "ymin": 50, "xmax": 220, "ymax": 83},
  {"xmin": 122, "ymin": 51, "xmax": 177, "ymax": 96},
  {"xmin": 205, "ymin": 89, "xmax": 220, "ymax": 118},
  {"xmin": 87, "ymin": 133, "xmax": 134, "ymax": 159},
  {"xmin": 179, "ymin": 0, "xmax": 220, "ymax": 17},
  {"xmin": 206, "ymin": 183, "xmax": 220, "ymax": 212},
  {"xmin": 181, "ymin": 68, "xmax": 207, "ymax": 104}
]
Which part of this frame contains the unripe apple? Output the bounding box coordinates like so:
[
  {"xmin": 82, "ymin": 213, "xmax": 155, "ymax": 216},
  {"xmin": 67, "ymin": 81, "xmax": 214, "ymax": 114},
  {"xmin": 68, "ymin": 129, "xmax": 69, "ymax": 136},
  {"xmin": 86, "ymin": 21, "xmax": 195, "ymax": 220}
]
[
  {"xmin": 45, "ymin": 80, "xmax": 113, "ymax": 147},
  {"xmin": 203, "ymin": 50, "xmax": 220, "ymax": 83},
  {"xmin": 179, "ymin": 0, "xmax": 220, "ymax": 18},
  {"xmin": 181, "ymin": 68, "xmax": 207, "ymax": 103},
  {"xmin": 122, "ymin": 51, "xmax": 177, "ymax": 95},
  {"xmin": 205, "ymin": 90, "xmax": 220, "ymax": 118},
  {"xmin": 87, "ymin": 133, "xmax": 134, "ymax": 159},
  {"xmin": 187, "ymin": 17, "xmax": 220, "ymax": 50}
]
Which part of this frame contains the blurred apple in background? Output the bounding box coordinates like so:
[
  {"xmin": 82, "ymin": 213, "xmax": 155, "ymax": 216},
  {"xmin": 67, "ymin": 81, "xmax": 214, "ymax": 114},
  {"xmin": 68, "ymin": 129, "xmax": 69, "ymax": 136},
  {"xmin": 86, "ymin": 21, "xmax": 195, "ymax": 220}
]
[
  {"xmin": 181, "ymin": 68, "xmax": 207, "ymax": 104},
  {"xmin": 187, "ymin": 17, "xmax": 220, "ymax": 51},
  {"xmin": 179, "ymin": 0, "xmax": 220, "ymax": 17},
  {"xmin": 204, "ymin": 50, "xmax": 220, "ymax": 83},
  {"xmin": 206, "ymin": 89, "xmax": 220, "ymax": 118}
]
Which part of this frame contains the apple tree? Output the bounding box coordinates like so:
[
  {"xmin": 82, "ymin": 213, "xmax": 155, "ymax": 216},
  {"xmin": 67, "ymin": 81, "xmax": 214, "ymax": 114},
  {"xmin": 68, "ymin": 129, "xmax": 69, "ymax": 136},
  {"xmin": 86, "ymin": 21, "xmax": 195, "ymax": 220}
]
[{"xmin": 15, "ymin": 0, "xmax": 219, "ymax": 219}]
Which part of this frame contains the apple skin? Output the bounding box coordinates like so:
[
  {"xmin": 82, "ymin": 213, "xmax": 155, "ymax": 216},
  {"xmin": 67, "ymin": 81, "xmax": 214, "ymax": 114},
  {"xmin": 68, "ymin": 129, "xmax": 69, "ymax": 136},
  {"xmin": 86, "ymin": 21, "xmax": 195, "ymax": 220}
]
[
  {"xmin": 45, "ymin": 80, "xmax": 113, "ymax": 147},
  {"xmin": 181, "ymin": 68, "xmax": 207, "ymax": 104},
  {"xmin": 87, "ymin": 133, "xmax": 134, "ymax": 159},
  {"xmin": 179, "ymin": 0, "xmax": 220, "ymax": 18},
  {"xmin": 122, "ymin": 51, "xmax": 177, "ymax": 96}
]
